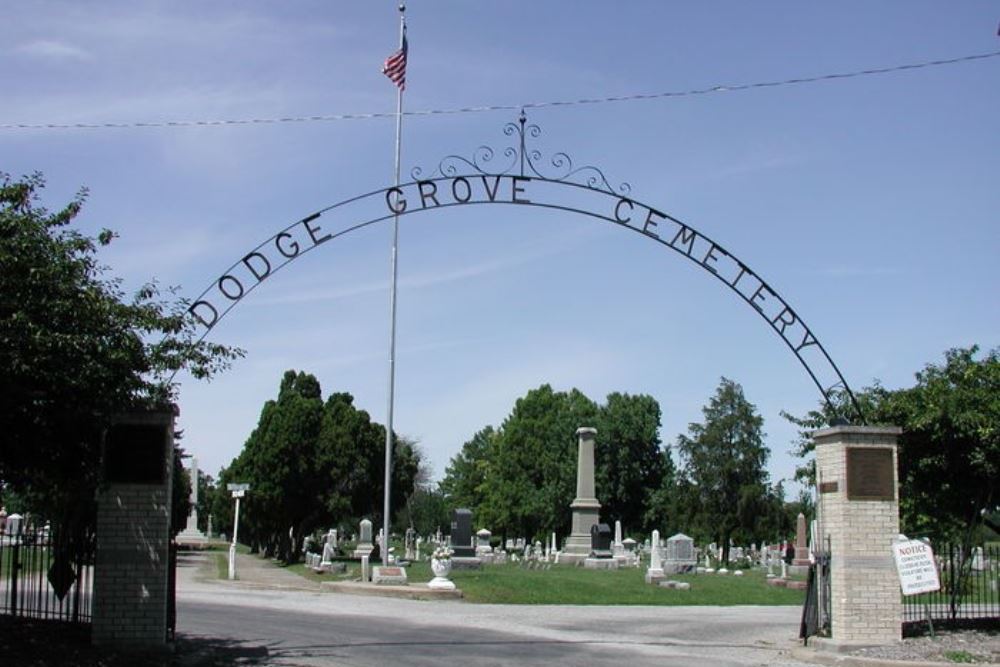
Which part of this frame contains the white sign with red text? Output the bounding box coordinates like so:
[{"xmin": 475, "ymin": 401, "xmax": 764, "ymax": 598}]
[{"xmin": 892, "ymin": 538, "xmax": 941, "ymax": 596}]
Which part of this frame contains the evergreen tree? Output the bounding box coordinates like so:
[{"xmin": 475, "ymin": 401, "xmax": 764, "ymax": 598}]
[{"xmin": 676, "ymin": 378, "xmax": 770, "ymax": 563}]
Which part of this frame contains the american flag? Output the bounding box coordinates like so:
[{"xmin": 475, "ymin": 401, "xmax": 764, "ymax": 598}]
[{"xmin": 382, "ymin": 32, "xmax": 408, "ymax": 90}]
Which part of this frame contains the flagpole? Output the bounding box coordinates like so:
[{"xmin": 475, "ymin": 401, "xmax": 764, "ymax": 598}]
[{"xmin": 383, "ymin": 1, "xmax": 406, "ymax": 565}]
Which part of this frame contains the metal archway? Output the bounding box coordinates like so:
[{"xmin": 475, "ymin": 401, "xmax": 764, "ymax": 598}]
[{"xmin": 186, "ymin": 114, "xmax": 864, "ymax": 421}]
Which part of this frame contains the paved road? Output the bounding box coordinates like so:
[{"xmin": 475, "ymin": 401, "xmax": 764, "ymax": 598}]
[{"xmin": 175, "ymin": 551, "xmax": 818, "ymax": 667}]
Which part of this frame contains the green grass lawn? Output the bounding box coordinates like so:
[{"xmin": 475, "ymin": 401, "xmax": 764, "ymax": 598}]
[
  {"xmin": 278, "ymin": 555, "xmax": 805, "ymax": 605},
  {"xmin": 449, "ymin": 563, "xmax": 805, "ymax": 605}
]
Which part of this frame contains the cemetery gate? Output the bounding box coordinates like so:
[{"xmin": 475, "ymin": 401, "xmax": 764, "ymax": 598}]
[{"xmin": 184, "ymin": 113, "xmax": 866, "ymax": 422}]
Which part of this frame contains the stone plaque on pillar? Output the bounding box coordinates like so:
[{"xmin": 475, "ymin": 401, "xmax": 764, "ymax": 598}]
[{"xmin": 846, "ymin": 447, "xmax": 895, "ymax": 501}]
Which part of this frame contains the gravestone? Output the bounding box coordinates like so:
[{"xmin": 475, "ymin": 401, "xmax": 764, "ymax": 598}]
[
  {"xmin": 583, "ymin": 523, "xmax": 618, "ymax": 570},
  {"xmin": 971, "ymin": 546, "xmax": 985, "ymax": 571},
  {"xmin": 373, "ymin": 565, "xmax": 408, "ymax": 586},
  {"xmin": 476, "ymin": 528, "xmax": 492, "ymax": 555},
  {"xmin": 321, "ymin": 530, "xmax": 337, "ymax": 565},
  {"xmin": 450, "ymin": 509, "xmax": 475, "ymax": 557},
  {"xmin": 405, "ymin": 527, "xmax": 416, "ymax": 560},
  {"xmin": 353, "ymin": 518, "xmax": 374, "ymax": 559},
  {"xmin": 645, "ymin": 529, "xmax": 664, "ymax": 584},
  {"xmin": 590, "ymin": 523, "xmax": 612, "ymax": 558},
  {"xmin": 790, "ymin": 512, "xmax": 810, "ymax": 574},
  {"xmin": 664, "ymin": 533, "xmax": 697, "ymax": 574},
  {"xmin": 612, "ymin": 520, "xmax": 625, "ymax": 558}
]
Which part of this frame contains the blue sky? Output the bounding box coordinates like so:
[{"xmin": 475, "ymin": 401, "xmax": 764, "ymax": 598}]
[{"xmin": 4, "ymin": 2, "xmax": 998, "ymax": 499}]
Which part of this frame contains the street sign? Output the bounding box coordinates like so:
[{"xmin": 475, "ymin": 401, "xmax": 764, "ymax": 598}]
[
  {"xmin": 231, "ymin": 490, "xmax": 245, "ymax": 498},
  {"xmin": 227, "ymin": 483, "xmax": 249, "ymax": 491},
  {"xmin": 892, "ymin": 538, "xmax": 941, "ymax": 596}
]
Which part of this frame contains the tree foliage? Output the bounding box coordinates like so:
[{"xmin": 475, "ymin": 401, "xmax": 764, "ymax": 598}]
[
  {"xmin": 874, "ymin": 346, "xmax": 998, "ymax": 543},
  {"xmin": 0, "ymin": 172, "xmax": 242, "ymax": 539},
  {"xmin": 595, "ymin": 392, "xmax": 672, "ymax": 534},
  {"xmin": 440, "ymin": 385, "xmax": 671, "ymax": 542},
  {"xmin": 215, "ymin": 370, "xmax": 421, "ymax": 562},
  {"xmin": 676, "ymin": 378, "xmax": 771, "ymax": 562},
  {"xmin": 786, "ymin": 346, "xmax": 998, "ymax": 545}
]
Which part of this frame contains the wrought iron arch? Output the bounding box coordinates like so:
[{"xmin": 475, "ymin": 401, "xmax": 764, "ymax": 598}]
[{"xmin": 185, "ymin": 113, "xmax": 865, "ymax": 422}]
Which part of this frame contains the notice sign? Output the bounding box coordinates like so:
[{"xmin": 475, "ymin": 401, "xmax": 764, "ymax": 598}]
[{"xmin": 892, "ymin": 539, "xmax": 941, "ymax": 596}]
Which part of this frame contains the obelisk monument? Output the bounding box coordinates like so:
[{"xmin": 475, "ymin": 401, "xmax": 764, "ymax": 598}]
[{"xmin": 562, "ymin": 427, "xmax": 600, "ymax": 564}]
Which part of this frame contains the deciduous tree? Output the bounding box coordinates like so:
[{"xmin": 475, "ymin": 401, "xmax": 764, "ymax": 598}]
[{"xmin": 0, "ymin": 172, "xmax": 242, "ymax": 543}]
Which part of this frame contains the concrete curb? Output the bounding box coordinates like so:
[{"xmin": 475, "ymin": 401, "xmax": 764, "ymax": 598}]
[
  {"xmin": 320, "ymin": 580, "xmax": 463, "ymax": 600},
  {"xmin": 792, "ymin": 645, "xmax": 1000, "ymax": 667}
]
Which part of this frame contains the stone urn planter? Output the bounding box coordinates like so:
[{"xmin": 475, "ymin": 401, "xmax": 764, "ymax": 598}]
[
  {"xmin": 428, "ymin": 555, "xmax": 456, "ymax": 590},
  {"xmin": 431, "ymin": 557, "xmax": 452, "ymax": 578}
]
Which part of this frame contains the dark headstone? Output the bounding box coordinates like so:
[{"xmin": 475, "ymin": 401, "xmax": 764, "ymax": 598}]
[
  {"xmin": 450, "ymin": 508, "xmax": 475, "ymax": 557},
  {"xmin": 590, "ymin": 522, "xmax": 613, "ymax": 558}
]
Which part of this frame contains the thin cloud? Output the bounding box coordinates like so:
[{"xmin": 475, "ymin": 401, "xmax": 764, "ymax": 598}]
[
  {"xmin": 15, "ymin": 40, "xmax": 93, "ymax": 61},
  {"xmin": 246, "ymin": 230, "xmax": 596, "ymax": 307}
]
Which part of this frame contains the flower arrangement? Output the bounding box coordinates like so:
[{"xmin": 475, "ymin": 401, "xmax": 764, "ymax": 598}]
[{"xmin": 431, "ymin": 546, "xmax": 452, "ymax": 561}]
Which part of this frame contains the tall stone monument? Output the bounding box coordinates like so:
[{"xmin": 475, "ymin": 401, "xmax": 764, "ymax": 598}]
[
  {"xmin": 562, "ymin": 427, "xmax": 600, "ymax": 565},
  {"xmin": 789, "ymin": 511, "xmax": 810, "ymax": 575},
  {"xmin": 176, "ymin": 456, "xmax": 208, "ymax": 547}
]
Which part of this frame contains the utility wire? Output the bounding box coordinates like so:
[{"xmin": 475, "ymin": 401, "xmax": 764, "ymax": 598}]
[{"xmin": 2, "ymin": 50, "xmax": 997, "ymax": 131}]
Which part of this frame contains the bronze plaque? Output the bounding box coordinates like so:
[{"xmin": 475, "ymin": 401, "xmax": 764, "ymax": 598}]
[
  {"xmin": 819, "ymin": 481, "xmax": 838, "ymax": 494},
  {"xmin": 846, "ymin": 447, "xmax": 895, "ymax": 501}
]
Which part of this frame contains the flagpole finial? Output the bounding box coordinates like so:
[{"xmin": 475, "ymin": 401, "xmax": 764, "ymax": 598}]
[{"xmin": 399, "ymin": 2, "xmax": 405, "ymax": 13}]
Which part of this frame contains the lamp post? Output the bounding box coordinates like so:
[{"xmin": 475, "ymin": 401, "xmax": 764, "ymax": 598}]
[{"xmin": 227, "ymin": 483, "xmax": 249, "ymax": 580}]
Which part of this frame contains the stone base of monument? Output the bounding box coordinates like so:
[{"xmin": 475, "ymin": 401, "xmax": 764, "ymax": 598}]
[
  {"xmin": 314, "ymin": 562, "xmax": 347, "ymax": 574},
  {"xmin": 644, "ymin": 568, "xmax": 665, "ymax": 584},
  {"xmin": 788, "ymin": 562, "xmax": 810, "ymax": 576},
  {"xmin": 664, "ymin": 561, "xmax": 696, "ymax": 575},
  {"xmin": 175, "ymin": 529, "xmax": 210, "ymax": 549},
  {"xmin": 583, "ymin": 557, "xmax": 619, "ymax": 570},
  {"xmin": 558, "ymin": 552, "xmax": 588, "ymax": 566},
  {"xmin": 373, "ymin": 566, "xmax": 408, "ymax": 586},
  {"xmin": 451, "ymin": 556, "xmax": 483, "ymax": 570}
]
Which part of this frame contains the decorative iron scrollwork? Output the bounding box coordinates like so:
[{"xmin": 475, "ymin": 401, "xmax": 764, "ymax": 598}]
[{"xmin": 411, "ymin": 111, "xmax": 631, "ymax": 195}]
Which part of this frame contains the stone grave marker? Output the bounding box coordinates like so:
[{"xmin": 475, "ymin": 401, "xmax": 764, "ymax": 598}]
[
  {"xmin": 664, "ymin": 533, "xmax": 697, "ymax": 574},
  {"xmin": 450, "ymin": 508, "xmax": 475, "ymax": 557},
  {"xmin": 353, "ymin": 518, "xmax": 374, "ymax": 559},
  {"xmin": 589, "ymin": 523, "xmax": 612, "ymax": 558}
]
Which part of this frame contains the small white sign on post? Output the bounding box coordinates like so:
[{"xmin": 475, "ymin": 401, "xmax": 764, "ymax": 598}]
[
  {"xmin": 226, "ymin": 483, "xmax": 250, "ymax": 581},
  {"xmin": 892, "ymin": 538, "xmax": 941, "ymax": 596}
]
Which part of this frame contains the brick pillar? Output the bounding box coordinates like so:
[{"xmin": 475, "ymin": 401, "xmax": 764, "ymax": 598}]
[
  {"xmin": 92, "ymin": 408, "xmax": 176, "ymax": 648},
  {"xmin": 814, "ymin": 425, "xmax": 902, "ymax": 647}
]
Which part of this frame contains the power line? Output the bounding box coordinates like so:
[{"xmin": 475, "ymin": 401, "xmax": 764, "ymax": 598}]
[{"xmin": 2, "ymin": 50, "xmax": 998, "ymax": 131}]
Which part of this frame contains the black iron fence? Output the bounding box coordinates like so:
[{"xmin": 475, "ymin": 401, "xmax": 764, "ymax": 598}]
[
  {"xmin": 0, "ymin": 522, "xmax": 94, "ymax": 624},
  {"xmin": 800, "ymin": 547, "xmax": 831, "ymax": 642},
  {"xmin": 903, "ymin": 543, "xmax": 999, "ymax": 627}
]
